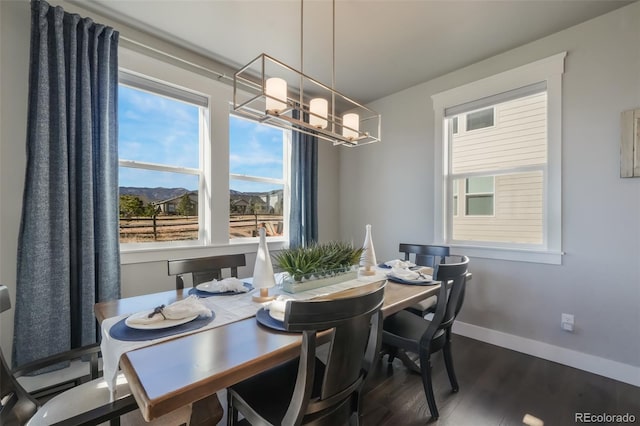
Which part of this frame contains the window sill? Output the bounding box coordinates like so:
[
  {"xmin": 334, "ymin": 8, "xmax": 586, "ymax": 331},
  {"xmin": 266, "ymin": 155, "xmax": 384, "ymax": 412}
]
[
  {"xmin": 447, "ymin": 244, "xmax": 563, "ymax": 265},
  {"xmin": 120, "ymin": 239, "xmax": 289, "ymax": 265}
]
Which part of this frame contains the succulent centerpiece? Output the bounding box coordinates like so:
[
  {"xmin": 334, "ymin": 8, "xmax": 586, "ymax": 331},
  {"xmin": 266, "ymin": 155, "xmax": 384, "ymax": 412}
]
[{"xmin": 273, "ymin": 242, "xmax": 364, "ymax": 293}]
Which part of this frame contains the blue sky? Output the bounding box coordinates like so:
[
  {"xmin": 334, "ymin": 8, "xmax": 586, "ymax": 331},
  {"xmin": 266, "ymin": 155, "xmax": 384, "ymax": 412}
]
[{"xmin": 119, "ymin": 85, "xmax": 284, "ymax": 193}]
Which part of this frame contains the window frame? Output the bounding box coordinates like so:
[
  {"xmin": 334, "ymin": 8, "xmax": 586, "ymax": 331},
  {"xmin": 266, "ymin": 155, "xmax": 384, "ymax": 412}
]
[
  {"xmin": 118, "ymin": 47, "xmax": 290, "ymax": 265},
  {"xmin": 432, "ymin": 52, "xmax": 566, "ymax": 264}
]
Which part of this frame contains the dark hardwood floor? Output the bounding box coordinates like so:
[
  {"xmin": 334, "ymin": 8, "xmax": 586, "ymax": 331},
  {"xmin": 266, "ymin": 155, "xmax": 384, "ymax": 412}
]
[
  {"xmin": 361, "ymin": 335, "xmax": 640, "ymax": 425},
  {"xmin": 216, "ymin": 334, "xmax": 639, "ymax": 425}
]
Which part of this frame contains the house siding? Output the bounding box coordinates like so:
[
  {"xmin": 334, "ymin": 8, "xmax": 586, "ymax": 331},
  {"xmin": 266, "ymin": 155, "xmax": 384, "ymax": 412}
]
[{"xmin": 452, "ymin": 92, "xmax": 546, "ymax": 244}]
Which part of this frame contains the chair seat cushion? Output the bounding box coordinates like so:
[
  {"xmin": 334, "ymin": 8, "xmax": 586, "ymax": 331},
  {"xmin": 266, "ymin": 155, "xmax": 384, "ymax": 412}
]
[
  {"xmin": 26, "ymin": 373, "xmax": 192, "ymax": 425},
  {"xmin": 383, "ymin": 310, "xmax": 446, "ymax": 354},
  {"xmin": 27, "ymin": 372, "xmax": 132, "ymax": 425},
  {"xmin": 229, "ymin": 357, "xmax": 325, "ymax": 425}
]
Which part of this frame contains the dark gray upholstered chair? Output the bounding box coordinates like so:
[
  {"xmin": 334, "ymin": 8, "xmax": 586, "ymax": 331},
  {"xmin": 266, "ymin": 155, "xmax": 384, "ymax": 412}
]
[
  {"xmin": 382, "ymin": 256, "xmax": 469, "ymax": 420},
  {"xmin": 0, "ymin": 285, "xmax": 192, "ymax": 426},
  {"xmin": 227, "ymin": 281, "xmax": 386, "ymax": 426},
  {"xmin": 398, "ymin": 244, "xmax": 450, "ymax": 317},
  {"xmin": 167, "ymin": 253, "xmax": 246, "ymax": 290}
]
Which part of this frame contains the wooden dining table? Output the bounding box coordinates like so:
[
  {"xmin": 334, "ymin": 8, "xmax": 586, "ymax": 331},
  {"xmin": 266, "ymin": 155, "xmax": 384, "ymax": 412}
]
[{"xmin": 94, "ymin": 275, "xmax": 443, "ymax": 422}]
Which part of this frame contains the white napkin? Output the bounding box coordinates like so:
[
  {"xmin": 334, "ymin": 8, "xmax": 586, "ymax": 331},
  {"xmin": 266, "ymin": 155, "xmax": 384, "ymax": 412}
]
[
  {"xmin": 263, "ymin": 295, "xmax": 294, "ymax": 320},
  {"xmin": 196, "ymin": 277, "xmax": 248, "ymax": 293},
  {"xmin": 388, "ymin": 266, "xmax": 432, "ymax": 281},
  {"xmin": 126, "ymin": 295, "xmax": 212, "ymax": 325},
  {"xmin": 384, "ymin": 259, "xmax": 416, "ymax": 269}
]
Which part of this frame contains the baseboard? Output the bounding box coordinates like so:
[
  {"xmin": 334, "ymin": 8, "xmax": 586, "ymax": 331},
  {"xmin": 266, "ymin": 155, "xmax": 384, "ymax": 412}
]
[{"xmin": 452, "ymin": 321, "xmax": 640, "ymax": 387}]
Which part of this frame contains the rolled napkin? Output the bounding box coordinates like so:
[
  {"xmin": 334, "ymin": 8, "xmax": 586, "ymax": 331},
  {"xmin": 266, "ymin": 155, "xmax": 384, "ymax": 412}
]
[
  {"xmin": 263, "ymin": 295, "xmax": 294, "ymax": 321},
  {"xmin": 388, "ymin": 266, "xmax": 432, "ymax": 282},
  {"xmin": 196, "ymin": 277, "xmax": 248, "ymax": 293},
  {"xmin": 384, "ymin": 259, "xmax": 416, "ymax": 269},
  {"xmin": 126, "ymin": 295, "xmax": 212, "ymax": 326}
]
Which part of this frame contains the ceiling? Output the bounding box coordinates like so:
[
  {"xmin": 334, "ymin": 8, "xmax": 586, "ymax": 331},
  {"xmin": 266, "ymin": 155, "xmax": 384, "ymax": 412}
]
[{"xmin": 82, "ymin": 0, "xmax": 632, "ymax": 104}]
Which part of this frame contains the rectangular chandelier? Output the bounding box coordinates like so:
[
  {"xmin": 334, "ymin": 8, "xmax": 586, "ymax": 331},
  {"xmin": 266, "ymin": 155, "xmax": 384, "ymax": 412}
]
[{"xmin": 233, "ymin": 53, "xmax": 381, "ymax": 147}]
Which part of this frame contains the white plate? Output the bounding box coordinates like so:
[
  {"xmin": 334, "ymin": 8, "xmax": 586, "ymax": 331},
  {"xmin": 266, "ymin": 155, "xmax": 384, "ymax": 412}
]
[
  {"xmin": 125, "ymin": 311, "xmax": 199, "ymax": 330},
  {"xmin": 268, "ymin": 309, "xmax": 285, "ymax": 322}
]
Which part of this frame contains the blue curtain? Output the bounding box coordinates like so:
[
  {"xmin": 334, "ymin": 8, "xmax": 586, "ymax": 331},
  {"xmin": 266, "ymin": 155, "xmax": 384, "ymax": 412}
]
[
  {"xmin": 13, "ymin": 0, "xmax": 120, "ymax": 367},
  {"xmin": 289, "ymin": 113, "xmax": 318, "ymax": 248}
]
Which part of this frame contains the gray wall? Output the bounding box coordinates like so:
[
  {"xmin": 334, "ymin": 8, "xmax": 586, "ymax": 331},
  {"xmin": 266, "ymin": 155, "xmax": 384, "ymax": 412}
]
[{"xmin": 340, "ymin": 2, "xmax": 640, "ymax": 375}]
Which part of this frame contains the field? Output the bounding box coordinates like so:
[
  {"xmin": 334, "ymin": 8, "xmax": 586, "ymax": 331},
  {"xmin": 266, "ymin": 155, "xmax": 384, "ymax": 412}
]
[{"xmin": 119, "ymin": 214, "xmax": 284, "ymax": 243}]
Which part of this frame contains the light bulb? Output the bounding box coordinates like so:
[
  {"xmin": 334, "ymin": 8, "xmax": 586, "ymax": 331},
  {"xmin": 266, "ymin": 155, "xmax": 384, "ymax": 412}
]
[
  {"xmin": 342, "ymin": 113, "xmax": 360, "ymax": 140},
  {"xmin": 265, "ymin": 78, "xmax": 287, "ymax": 114},
  {"xmin": 309, "ymin": 98, "xmax": 328, "ymax": 129}
]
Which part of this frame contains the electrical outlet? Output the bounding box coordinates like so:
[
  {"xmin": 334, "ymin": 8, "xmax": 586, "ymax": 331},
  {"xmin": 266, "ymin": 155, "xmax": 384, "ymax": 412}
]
[{"xmin": 561, "ymin": 313, "xmax": 574, "ymax": 332}]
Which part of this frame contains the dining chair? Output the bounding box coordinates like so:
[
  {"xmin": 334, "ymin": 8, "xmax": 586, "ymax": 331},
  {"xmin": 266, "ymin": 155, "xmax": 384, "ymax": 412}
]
[
  {"xmin": 167, "ymin": 253, "xmax": 246, "ymax": 290},
  {"xmin": 382, "ymin": 256, "xmax": 469, "ymax": 420},
  {"xmin": 398, "ymin": 244, "xmax": 450, "ymax": 317},
  {"xmin": 226, "ymin": 280, "xmax": 386, "ymax": 426},
  {"xmin": 0, "ymin": 285, "xmax": 191, "ymax": 426}
]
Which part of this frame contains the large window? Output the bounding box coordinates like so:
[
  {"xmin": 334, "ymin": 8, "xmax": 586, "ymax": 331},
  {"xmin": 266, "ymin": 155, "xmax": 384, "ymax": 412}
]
[
  {"xmin": 433, "ymin": 53, "xmax": 565, "ymax": 264},
  {"xmin": 229, "ymin": 115, "xmax": 289, "ymax": 240}
]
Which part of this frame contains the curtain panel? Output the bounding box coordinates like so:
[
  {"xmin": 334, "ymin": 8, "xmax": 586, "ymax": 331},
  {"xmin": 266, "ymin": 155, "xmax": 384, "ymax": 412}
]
[
  {"xmin": 289, "ymin": 114, "xmax": 319, "ymax": 248},
  {"xmin": 13, "ymin": 0, "xmax": 120, "ymax": 367}
]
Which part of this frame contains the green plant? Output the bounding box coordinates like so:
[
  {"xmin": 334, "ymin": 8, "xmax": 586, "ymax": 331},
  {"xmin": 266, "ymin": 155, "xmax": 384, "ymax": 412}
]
[{"xmin": 273, "ymin": 242, "xmax": 363, "ymax": 282}]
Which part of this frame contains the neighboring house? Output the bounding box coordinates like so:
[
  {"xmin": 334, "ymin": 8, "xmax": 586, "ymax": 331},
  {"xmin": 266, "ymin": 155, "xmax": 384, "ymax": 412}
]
[
  {"xmin": 230, "ymin": 189, "xmax": 284, "ymax": 215},
  {"xmin": 153, "ymin": 191, "xmax": 198, "ymax": 215},
  {"xmin": 450, "ymin": 92, "xmax": 546, "ymax": 244}
]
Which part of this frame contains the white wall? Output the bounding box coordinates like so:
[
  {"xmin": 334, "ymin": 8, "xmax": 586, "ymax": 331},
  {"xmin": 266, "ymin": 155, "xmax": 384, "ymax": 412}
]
[
  {"xmin": 0, "ymin": 0, "xmax": 341, "ymax": 362},
  {"xmin": 340, "ymin": 2, "xmax": 640, "ymax": 381}
]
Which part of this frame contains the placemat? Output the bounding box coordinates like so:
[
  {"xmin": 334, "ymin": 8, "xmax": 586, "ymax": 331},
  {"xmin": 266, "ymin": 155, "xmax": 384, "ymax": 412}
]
[{"xmin": 110, "ymin": 311, "xmax": 215, "ymax": 341}]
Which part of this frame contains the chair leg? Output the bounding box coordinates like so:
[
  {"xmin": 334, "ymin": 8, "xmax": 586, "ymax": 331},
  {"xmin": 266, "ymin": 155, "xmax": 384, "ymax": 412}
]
[
  {"xmin": 419, "ymin": 352, "xmax": 439, "ymax": 420},
  {"xmin": 443, "ymin": 339, "xmax": 459, "ymax": 392},
  {"xmin": 226, "ymin": 393, "xmax": 238, "ymax": 426}
]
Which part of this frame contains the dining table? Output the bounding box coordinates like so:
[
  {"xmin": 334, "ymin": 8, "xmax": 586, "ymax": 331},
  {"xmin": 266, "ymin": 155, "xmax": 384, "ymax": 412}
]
[{"xmin": 94, "ymin": 267, "xmax": 446, "ymax": 422}]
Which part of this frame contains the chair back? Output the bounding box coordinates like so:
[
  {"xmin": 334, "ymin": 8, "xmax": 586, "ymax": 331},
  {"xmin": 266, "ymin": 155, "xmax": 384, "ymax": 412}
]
[
  {"xmin": 399, "ymin": 244, "xmax": 450, "ymax": 278},
  {"xmin": 281, "ymin": 280, "xmax": 386, "ymax": 425},
  {"xmin": 0, "ymin": 286, "xmax": 39, "ymax": 425},
  {"xmin": 167, "ymin": 253, "xmax": 246, "ymax": 289},
  {"xmin": 420, "ymin": 256, "xmax": 469, "ymax": 349}
]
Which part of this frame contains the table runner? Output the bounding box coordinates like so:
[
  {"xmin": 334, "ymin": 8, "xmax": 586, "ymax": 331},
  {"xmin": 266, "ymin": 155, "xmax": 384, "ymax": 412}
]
[{"xmin": 101, "ymin": 273, "xmax": 386, "ymax": 397}]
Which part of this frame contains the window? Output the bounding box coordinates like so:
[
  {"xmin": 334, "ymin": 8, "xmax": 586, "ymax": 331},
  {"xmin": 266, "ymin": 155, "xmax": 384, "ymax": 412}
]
[
  {"xmin": 432, "ymin": 52, "xmax": 565, "ymax": 264},
  {"xmin": 466, "ymin": 107, "xmax": 494, "ymax": 131},
  {"xmin": 229, "ymin": 115, "xmax": 290, "ymax": 240},
  {"xmin": 118, "ymin": 72, "xmax": 206, "ymax": 245},
  {"xmin": 464, "ymin": 176, "xmax": 494, "ymax": 216}
]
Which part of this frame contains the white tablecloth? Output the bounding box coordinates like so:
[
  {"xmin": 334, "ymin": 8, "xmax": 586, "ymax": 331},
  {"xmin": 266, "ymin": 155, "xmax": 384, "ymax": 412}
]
[{"xmin": 101, "ymin": 272, "xmax": 386, "ymax": 397}]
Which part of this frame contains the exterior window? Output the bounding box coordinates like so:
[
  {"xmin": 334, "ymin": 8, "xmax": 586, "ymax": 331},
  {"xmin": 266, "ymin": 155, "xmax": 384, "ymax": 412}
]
[
  {"xmin": 433, "ymin": 52, "xmax": 565, "ymax": 264},
  {"xmin": 465, "ymin": 177, "xmax": 494, "ymax": 216},
  {"xmin": 229, "ymin": 115, "xmax": 289, "ymax": 240},
  {"xmin": 466, "ymin": 107, "xmax": 494, "ymax": 131},
  {"xmin": 118, "ymin": 76, "xmax": 205, "ymax": 245}
]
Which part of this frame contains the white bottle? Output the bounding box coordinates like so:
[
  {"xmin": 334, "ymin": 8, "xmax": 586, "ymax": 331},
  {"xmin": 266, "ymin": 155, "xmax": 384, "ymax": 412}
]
[{"xmin": 360, "ymin": 224, "xmax": 377, "ymax": 276}]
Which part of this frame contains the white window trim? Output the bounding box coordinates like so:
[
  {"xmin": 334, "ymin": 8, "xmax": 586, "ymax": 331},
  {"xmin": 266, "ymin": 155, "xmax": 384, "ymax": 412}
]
[
  {"xmin": 432, "ymin": 52, "xmax": 566, "ymax": 265},
  {"xmin": 118, "ymin": 47, "xmax": 290, "ymax": 265}
]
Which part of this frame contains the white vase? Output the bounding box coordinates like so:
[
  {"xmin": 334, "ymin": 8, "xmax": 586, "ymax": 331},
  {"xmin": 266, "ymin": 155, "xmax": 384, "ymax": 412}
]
[
  {"xmin": 252, "ymin": 227, "xmax": 276, "ymax": 301},
  {"xmin": 359, "ymin": 224, "xmax": 377, "ymax": 276}
]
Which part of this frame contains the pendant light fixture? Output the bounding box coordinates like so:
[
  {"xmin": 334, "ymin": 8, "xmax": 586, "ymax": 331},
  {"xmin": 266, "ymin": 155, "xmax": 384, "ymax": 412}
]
[{"xmin": 232, "ymin": 0, "xmax": 381, "ymax": 146}]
